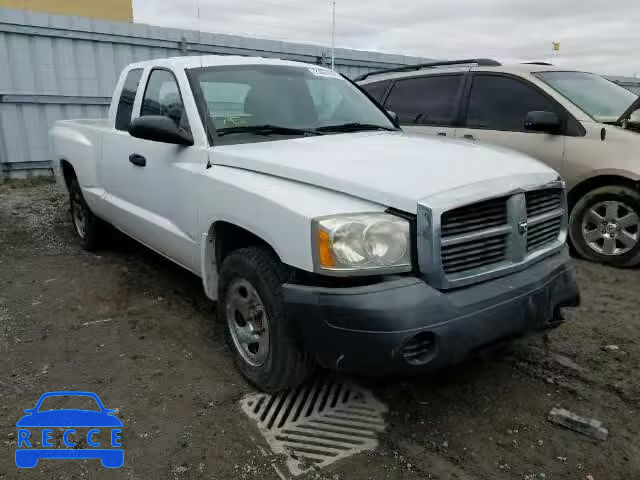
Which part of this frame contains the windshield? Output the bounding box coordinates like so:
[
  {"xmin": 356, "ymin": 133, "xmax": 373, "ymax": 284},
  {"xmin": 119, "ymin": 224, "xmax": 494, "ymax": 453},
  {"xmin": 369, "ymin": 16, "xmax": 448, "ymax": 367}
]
[
  {"xmin": 188, "ymin": 64, "xmax": 395, "ymax": 139},
  {"xmin": 534, "ymin": 71, "xmax": 638, "ymax": 121}
]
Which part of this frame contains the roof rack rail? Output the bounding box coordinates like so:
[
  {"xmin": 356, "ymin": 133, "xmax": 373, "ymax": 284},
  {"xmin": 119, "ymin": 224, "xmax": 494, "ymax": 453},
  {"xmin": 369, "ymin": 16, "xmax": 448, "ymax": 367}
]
[
  {"xmin": 355, "ymin": 58, "xmax": 502, "ymax": 81},
  {"xmin": 521, "ymin": 61, "xmax": 553, "ymax": 66}
]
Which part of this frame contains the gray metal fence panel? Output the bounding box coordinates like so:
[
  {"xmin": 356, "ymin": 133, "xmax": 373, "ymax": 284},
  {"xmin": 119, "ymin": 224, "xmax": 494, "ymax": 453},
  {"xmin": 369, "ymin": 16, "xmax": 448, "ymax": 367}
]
[{"xmin": 0, "ymin": 7, "xmax": 430, "ymax": 177}]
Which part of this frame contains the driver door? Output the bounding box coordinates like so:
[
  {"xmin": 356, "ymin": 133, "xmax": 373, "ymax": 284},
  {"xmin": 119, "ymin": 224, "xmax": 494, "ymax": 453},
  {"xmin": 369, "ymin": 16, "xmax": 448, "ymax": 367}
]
[{"xmin": 102, "ymin": 68, "xmax": 206, "ymax": 272}]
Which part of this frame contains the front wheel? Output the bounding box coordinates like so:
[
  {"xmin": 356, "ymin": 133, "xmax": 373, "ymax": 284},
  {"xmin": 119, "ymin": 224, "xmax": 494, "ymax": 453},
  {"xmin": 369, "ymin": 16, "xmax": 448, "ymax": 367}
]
[
  {"xmin": 218, "ymin": 247, "xmax": 314, "ymax": 392},
  {"xmin": 569, "ymin": 185, "xmax": 640, "ymax": 267}
]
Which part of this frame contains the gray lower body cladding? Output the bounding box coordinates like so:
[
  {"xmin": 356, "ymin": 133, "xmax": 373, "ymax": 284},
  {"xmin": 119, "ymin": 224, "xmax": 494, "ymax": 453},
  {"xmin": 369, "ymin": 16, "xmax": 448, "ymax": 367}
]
[{"xmin": 282, "ymin": 247, "xmax": 579, "ymax": 374}]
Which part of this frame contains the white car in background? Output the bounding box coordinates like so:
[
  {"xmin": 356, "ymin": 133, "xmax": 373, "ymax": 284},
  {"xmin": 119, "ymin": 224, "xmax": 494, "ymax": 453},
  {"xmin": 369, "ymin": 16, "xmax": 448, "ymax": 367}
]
[{"xmin": 358, "ymin": 59, "xmax": 640, "ymax": 267}]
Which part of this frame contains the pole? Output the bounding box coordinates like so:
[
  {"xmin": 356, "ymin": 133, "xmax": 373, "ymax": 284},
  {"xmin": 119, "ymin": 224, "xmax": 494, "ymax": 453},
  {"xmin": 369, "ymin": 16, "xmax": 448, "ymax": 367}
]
[{"xmin": 331, "ymin": 0, "xmax": 336, "ymax": 70}]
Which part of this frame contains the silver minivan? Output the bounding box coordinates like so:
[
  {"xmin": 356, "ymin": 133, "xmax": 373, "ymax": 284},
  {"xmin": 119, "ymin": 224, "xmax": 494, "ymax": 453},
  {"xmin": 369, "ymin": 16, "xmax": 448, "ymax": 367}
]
[{"xmin": 358, "ymin": 59, "xmax": 640, "ymax": 267}]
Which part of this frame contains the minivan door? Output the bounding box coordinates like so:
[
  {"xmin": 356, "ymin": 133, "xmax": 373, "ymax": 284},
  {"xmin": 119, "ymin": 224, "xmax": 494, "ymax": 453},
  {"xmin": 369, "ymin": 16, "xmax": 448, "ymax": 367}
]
[
  {"xmin": 455, "ymin": 73, "xmax": 566, "ymax": 172},
  {"xmin": 383, "ymin": 73, "xmax": 465, "ymax": 138}
]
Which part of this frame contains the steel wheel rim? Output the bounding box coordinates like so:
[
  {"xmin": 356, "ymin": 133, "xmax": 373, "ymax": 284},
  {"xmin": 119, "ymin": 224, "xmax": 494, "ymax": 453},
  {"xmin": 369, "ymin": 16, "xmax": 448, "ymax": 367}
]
[
  {"xmin": 225, "ymin": 278, "xmax": 270, "ymax": 367},
  {"xmin": 72, "ymin": 193, "xmax": 87, "ymax": 239},
  {"xmin": 581, "ymin": 200, "xmax": 640, "ymax": 256}
]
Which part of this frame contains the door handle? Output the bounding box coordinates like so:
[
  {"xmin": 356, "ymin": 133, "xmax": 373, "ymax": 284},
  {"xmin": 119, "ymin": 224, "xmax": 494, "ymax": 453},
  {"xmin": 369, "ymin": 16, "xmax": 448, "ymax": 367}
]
[
  {"xmin": 463, "ymin": 134, "xmax": 475, "ymax": 140},
  {"xmin": 437, "ymin": 132, "xmax": 447, "ymax": 136},
  {"xmin": 129, "ymin": 153, "xmax": 146, "ymax": 167}
]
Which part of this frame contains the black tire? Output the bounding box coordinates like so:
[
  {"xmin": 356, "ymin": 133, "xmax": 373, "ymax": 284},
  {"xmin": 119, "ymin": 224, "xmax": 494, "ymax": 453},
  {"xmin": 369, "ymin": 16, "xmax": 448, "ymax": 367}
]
[
  {"xmin": 68, "ymin": 176, "xmax": 105, "ymax": 251},
  {"xmin": 218, "ymin": 247, "xmax": 314, "ymax": 391},
  {"xmin": 569, "ymin": 185, "xmax": 640, "ymax": 267}
]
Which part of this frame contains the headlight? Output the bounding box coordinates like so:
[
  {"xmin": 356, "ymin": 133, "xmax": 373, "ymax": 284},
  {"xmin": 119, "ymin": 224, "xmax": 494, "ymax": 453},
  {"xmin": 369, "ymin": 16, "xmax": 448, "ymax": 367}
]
[{"xmin": 313, "ymin": 213, "xmax": 412, "ymax": 274}]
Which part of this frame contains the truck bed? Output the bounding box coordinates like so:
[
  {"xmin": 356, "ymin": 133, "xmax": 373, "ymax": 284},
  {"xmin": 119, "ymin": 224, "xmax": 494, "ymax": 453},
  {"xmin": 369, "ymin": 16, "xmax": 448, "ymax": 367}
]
[{"xmin": 50, "ymin": 118, "xmax": 114, "ymax": 193}]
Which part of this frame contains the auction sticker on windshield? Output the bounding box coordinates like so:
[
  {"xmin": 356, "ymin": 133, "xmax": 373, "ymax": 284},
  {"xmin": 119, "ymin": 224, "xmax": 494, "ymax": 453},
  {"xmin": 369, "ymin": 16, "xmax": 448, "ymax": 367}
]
[
  {"xmin": 308, "ymin": 66, "xmax": 342, "ymax": 79},
  {"xmin": 15, "ymin": 391, "xmax": 124, "ymax": 468}
]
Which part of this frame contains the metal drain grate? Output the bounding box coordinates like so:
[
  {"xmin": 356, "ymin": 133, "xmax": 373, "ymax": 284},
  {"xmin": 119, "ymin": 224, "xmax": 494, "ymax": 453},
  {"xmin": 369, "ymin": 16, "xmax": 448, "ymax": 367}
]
[{"xmin": 240, "ymin": 376, "xmax": 387, "ymax": 476}]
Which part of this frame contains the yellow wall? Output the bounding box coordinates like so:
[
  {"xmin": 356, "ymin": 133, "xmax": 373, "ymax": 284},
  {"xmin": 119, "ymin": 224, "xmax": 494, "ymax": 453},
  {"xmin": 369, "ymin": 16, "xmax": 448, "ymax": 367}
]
[{"xmin": 0, "ymin": 0, "xmax": 132, "ymax": 22}]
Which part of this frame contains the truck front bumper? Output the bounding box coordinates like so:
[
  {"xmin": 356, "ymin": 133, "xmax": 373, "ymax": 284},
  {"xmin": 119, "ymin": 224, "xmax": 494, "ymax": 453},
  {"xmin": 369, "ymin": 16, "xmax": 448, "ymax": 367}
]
[{"xmin": 282, "ymin": 248, "xmax": 579, "ymax": 374}]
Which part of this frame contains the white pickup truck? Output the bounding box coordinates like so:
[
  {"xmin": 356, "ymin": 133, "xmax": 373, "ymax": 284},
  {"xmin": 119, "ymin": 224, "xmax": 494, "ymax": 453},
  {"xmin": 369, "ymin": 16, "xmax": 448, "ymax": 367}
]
[{"xmin": 51, "ymin": 56, "xmax": 580, "ymax": 391}]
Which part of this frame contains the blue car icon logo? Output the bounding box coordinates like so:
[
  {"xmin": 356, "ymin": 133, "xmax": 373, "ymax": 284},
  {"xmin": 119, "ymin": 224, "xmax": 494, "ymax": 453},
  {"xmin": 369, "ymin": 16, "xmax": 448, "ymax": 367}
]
[{"xmin": 15, "ymin": 391, "xmax": 123, "ymax": 468}]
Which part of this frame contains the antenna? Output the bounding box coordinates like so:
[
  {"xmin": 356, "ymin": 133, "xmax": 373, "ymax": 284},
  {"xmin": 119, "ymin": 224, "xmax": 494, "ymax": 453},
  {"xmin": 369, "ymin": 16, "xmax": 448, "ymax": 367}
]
[
  {"xmin": 194, "ymin": 0, "xmax": 211, "ymax": 168},
  {"xmin": 331, "ymin": 1, "xmax": 336, "ymax": 70}
]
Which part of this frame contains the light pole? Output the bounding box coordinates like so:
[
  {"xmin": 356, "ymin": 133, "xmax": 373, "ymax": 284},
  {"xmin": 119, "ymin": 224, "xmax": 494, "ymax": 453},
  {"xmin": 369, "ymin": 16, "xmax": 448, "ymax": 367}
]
[{"xmin": 331, "ymin": 0, "xmax": 336, "ymax": 70}]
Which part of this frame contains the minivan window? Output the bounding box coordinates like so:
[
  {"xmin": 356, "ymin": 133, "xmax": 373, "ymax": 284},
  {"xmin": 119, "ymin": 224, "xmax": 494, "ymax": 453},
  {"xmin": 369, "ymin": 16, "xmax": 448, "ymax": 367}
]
[
  {"xmin": 384, "ymin": 75, "xmax": 462, "ymax": 126},
  {"xmin": 115, "ymin": 68, "xmax": 143, "ymax": 131},
  {"xmin": 141, "ymin": 69, "xmax": 190, "ymax": 132},
  {"xmin": 466, "ymin": 75, "xmax": 559, "ymax": 131},
  {"xmin": 187, "ymin": 65, "xmax": 395, "ymax": 140},
  {"xmin": 534, "ymin": 71, "xmax": 638, "ymax": 122},
  {"xmin": 361, "ymin": 80, "xmax": 391, "ymax": 103}
]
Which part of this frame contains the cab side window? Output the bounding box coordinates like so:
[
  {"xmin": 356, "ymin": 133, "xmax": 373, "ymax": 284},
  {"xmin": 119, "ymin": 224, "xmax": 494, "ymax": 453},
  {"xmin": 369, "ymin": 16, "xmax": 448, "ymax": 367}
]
[
  {"xmin": 140, "ymin": 70, "xmax": 190, "ymax": 132},
  {"xmin": 466, "ymin": 75, "xmax": 560, "ymax": 131},
  {"xmin": 115, "ymin": 69, "xmax": 143, "ymax": 131},
  {"xmin": 384, "ymin": 75, "xmax": 463, "ymax": 126}
]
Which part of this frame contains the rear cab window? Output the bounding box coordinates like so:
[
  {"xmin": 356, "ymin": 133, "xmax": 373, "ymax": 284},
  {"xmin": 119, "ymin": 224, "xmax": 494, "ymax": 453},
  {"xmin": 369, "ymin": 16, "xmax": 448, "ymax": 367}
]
[
  {"xmin": 384, "ymin": 75, "xmax": 463, "ymax": 126},
  {"xmin": 115, "ymin": 69, "xmax": 143, "ymax": 131}
]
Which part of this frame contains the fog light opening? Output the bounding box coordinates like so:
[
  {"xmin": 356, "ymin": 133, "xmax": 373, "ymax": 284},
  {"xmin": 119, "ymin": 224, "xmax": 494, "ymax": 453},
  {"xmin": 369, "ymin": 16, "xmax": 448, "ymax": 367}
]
[{"xmin": 402, "ymin": 332, "xmax": 436, "ymax": 365}]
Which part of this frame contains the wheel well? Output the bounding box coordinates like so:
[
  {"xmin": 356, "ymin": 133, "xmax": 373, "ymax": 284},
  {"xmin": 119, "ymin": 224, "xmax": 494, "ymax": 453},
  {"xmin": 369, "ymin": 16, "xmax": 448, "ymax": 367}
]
[
  {"xmin": 568, "ymin": 175, "xmax": 639, "ymax": 211},
  {"xmin": 60, "ymin": 159, "xmax": 76, "ymax": 190},
  {"xmin": 213, "ymin": 222, "xmax": 276, "ymax": 267}
]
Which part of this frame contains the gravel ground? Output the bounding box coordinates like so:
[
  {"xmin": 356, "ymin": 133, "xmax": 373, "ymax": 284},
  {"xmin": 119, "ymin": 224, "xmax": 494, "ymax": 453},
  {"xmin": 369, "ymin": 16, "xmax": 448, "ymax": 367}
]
[{"xmin": 1, "ymin": 180, "xmax": 639, "ymax": 480}]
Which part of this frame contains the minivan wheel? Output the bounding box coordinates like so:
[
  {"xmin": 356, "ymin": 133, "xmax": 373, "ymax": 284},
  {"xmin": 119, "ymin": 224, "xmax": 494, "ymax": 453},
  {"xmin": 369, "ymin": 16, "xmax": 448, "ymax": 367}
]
[
  {"xmin": 68, "ymin": 176, "xmax": 105, "ymax": 251},
  {"xmin": 218, "ymin": 247, "xmax": 315, "ymax": 392},
  {"xmin": 569, "ymin": 185, "xmax": 640, "ymax": 267}
]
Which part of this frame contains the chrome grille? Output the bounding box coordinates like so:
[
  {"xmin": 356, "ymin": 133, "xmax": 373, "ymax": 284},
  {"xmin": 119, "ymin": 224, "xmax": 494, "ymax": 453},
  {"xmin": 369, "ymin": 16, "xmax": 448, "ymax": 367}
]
[
  {"xmin": 441, "ymin": 197, "xmax": 508, "ymax": 237},
  {"xmin": 526, "ymin": 189, "xmax": 563, "ymax": 217},
  {"xmin": 440, "ymin": 196, "xmax": 509, "ymax": 274},
  {"xmin": 442, "ymin": 234, "xmax": 509, "ymax": 273},
  {"xmin": 526, "ymin": 188, "xmax": 564, "ymax": 253},
  {"xmin": 528, "ymin": 217, "xmax": 562, "ymax": 252},
  {"xmin": 420, "ymin": 182, "xmax": 567, "ymax": 289}
]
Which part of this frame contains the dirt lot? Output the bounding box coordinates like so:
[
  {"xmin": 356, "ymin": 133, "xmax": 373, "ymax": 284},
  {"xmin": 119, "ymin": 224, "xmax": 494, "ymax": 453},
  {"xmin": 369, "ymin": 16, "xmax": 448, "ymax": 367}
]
[{"xmin": 1, "ymin": 180, "xmax": 639, "ymax": 480}]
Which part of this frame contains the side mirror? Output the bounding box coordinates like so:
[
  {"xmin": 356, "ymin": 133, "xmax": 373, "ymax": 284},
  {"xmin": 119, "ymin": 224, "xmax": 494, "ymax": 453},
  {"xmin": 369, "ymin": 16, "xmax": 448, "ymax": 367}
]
[
  {"xmin": 24, "ymin": 409, "xmax": 34, "ymax": 414},
  {"xmin": 524, "ymin": 111, "xmax": 561, "ymax": 134},
  {"xmin": 386, "ymin": 110, "xmax": 400, "ymax": 127},
  {"xmin": 129, "ymin": 115, "xmax": 194, "ymax": 146}
]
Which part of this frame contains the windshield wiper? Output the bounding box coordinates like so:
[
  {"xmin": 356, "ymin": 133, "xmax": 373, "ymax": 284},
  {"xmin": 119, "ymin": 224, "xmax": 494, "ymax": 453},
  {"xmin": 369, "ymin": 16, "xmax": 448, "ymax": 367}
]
[
  {"xmin": 316, "ymin": 122, "xmax": 397, "ymax": 133},
  {"xmin": 617, "ymin": 95, "xmax": 640, "ymax": 124},
  {"xmin": 217, "ymin": 124, "xmax": 322, "ymax": 137}
]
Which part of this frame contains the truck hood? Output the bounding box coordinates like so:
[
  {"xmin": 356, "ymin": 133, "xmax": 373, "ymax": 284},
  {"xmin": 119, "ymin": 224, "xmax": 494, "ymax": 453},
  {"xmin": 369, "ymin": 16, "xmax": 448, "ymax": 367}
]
[{"xmin": 213, "ymin": 132, "xmax": 558, "ymax": 213}]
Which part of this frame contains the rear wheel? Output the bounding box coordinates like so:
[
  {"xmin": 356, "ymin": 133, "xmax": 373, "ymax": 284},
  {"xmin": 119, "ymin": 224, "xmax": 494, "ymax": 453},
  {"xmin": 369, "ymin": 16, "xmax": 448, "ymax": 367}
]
[
  {"xmin": 569, "ymin": 185, "xmax": 640, "ymax": 267},
  {"xmin": 218, "ymin": 247, "xmax": 314, "ymax": 391},
  {"xmin": 68, "ymin": 176, "xmax": 105, "ymax": 251}
]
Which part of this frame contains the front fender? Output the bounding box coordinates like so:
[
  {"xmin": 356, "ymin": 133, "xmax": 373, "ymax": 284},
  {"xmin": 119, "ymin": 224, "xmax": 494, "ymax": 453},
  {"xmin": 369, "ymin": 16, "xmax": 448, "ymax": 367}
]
[
  {"xmin": 197, "ymin": 166, "xmax": 386, "ymax": 300},
  {"xmin": 568, "ymin": 168, "xmax": 640, "ymax": 195}
]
